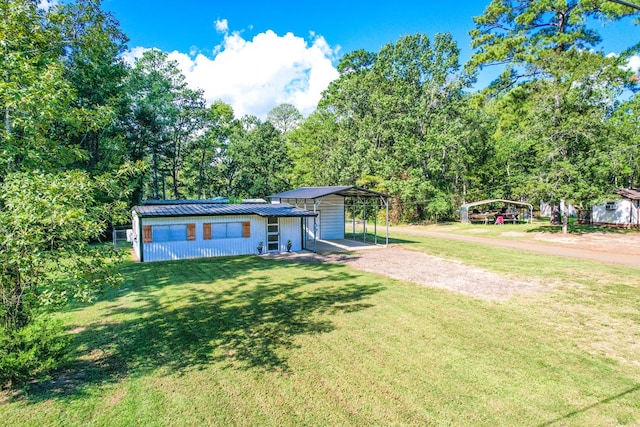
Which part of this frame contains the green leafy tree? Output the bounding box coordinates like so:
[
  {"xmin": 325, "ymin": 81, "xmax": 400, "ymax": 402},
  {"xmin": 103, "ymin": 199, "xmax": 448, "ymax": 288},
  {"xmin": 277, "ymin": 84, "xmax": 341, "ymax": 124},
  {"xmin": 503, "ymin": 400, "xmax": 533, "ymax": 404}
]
[
  {"xmin": 230, "ymin": 118, "xmax": 291, "ymax": 198},
  {"xmin": 123, "ymin": 49, "xmax": 201, "ymax": 200},
  {"xmin": 469, "ymin": 0, "xmax": 638, "ymax": 231},
  {"xmin": 50, "ymin": 0, "xmax": 129, "ymax": 172},
  {"xmin": 267, "ymin": 103, "xmax": 303, "ymax": 134},
  {"xmin": 185, "ymin": 100, "xmax": 236, "ymax": 199},
  {"xmin": 468, "ymin": 0, "xmax": 638, "ymax": 89},
  {"xmin": 167, "ymin": 87, "xmax": 206, "ymax": 198},
  {"xmin": 0, "ymin": 169, "xmax": 131, "ymax": 384},
  {"xmin": 287, "ymin": 111, "xmax": 339, "ymax": 186},
  {"xmin": 0, "ymin": 0, "xmax": 81, "ymax": 174},
  {"xmin": 317, "ymin": 33, "xmax": 474, "ymax": 221},
  {"xmin": 606, "ymin": 93, "xmax": 640, "ymax": 188}
]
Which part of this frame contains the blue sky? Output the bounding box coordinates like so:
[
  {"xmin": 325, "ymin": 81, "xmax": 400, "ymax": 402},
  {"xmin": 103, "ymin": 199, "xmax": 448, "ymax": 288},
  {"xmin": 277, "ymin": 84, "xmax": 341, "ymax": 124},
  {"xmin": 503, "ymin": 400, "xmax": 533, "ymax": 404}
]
[{"xmin": 99, "ymin": 0, "xmax": 637, "ymax": 118}]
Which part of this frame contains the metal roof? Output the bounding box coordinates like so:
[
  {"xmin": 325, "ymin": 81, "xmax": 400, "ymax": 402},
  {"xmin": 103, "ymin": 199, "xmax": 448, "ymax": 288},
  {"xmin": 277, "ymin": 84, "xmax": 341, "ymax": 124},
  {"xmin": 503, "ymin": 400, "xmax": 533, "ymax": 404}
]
[
  {"xmin": 614, "ymin": 187, "xmax": 640, "ymax": 200},
  {"xmin": 460, "ymin": 199, "xmax": 533, "ymax": 210},
  {"xmin": 132, "ymin": 203, "xmax": 317, "ymax": 218},
  {"xmin": 140, "ymin": 197, "xmax": 267, "ymax": 205},
  {"xmin": 270, "ymin": 186, "xmax": 388, "ymax": 200}
]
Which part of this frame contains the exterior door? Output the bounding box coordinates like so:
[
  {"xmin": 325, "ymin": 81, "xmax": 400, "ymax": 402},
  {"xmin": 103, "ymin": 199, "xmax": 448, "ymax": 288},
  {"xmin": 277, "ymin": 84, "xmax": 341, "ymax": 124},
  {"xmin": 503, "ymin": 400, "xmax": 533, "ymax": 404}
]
[
  {"xmin": 305, "ymin": 211, "xmax": 320, "ymax": 241},
  {"xmin": 267, "ymin": 216, "xmax": 279, "ymax": 252}
]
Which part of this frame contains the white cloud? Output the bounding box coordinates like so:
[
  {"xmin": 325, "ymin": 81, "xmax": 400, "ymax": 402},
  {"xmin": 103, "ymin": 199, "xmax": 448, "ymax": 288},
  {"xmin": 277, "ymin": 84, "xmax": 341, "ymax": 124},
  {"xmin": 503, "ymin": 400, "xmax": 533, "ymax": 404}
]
[
  {"xmin": 626, "ymin": 55, "xmax": 640, "ymax": 73},
  {"xmin": 124, "ymin": 28, "xmax": 340, "ymax": 119},
  {"xmin": 37, "ymin": 0, "xmax": 58, "ymax": 10},
  {"xmin": 214, "ymin": 19, "xmax": 228, "ymax": 33},
  {"xmin": 120, "ymin": 46, "xmax": 149, "ymax": 67}
]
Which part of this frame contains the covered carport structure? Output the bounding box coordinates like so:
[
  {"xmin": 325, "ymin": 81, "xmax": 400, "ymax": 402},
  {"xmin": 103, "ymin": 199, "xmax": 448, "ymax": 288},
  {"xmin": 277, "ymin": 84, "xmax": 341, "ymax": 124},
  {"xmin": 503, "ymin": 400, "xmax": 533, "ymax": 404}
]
[
  {"xmin": 460, "ymin": 199, "xmax": 533, "ymax": 224},
  {"xmin": 270, "ymin": 186, "xmax": 390, "ymax": 250}
]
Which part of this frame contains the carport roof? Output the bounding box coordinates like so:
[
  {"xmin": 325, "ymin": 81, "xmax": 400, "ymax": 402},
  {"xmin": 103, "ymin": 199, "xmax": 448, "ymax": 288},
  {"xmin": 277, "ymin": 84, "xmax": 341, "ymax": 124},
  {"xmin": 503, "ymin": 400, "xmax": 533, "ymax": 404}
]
[
  {"xmin": 614, "ymin": 187, "xmax": 640, "ymax": 200},
  {"xmin": 133, "ymin": 203, "xmax": 317, "ymax": 218},
  {"xmin": 270, "ymin": 186, "xmax": 388, "ymax": 200}
]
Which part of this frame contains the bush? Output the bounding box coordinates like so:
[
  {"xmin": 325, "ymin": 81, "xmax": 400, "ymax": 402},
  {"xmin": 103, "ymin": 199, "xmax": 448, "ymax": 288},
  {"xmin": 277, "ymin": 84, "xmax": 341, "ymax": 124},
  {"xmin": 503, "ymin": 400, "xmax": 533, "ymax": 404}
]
[{"xmin": 0, "ymin": 317, "xmax": 69, "ymax": 388}]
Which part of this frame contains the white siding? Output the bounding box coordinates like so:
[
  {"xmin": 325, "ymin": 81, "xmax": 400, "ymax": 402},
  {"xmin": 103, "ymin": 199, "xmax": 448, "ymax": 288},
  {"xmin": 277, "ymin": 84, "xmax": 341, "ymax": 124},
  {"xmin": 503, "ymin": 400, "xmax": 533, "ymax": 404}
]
[
  {"xmin": 279, "ymin": 217, "xmax": 303, "ymax": 251},
  {"xmin": 317, "ymin": 195, "xmax": 345, "ymax": 239},
  {"xmin": 280, "ymin": 195, "xmax": 345, "ymax": 240},
  {"xmin": 140, "ymin": 215, "xmax": 266, "ymax": 262},
  {"xmin": 592, "ymin": 199, "xmax": 638, "ymax": 226},
  {"xmin": 132, "ymin": 213, "xmax": 141, "ymax": 260}
]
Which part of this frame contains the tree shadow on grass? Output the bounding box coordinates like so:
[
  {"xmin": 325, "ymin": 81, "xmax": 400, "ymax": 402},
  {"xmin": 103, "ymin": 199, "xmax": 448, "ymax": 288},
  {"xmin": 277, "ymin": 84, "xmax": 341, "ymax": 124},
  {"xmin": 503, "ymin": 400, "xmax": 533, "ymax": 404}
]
[{"xmin": 23, "ymin": 256, "xmax": 384, "ymax": 402}]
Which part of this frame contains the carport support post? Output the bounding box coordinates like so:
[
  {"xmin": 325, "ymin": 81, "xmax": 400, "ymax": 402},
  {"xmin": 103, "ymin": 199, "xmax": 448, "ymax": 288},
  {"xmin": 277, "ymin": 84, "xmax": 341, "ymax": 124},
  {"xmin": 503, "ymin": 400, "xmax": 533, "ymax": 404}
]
[
  {"xmin": 363, "ymin": 198, "xmax": 366, "ymax": 242},
  {"xmin": 352, "ymin": 200, "xmax": 356, "ymax": 237},
  {"xmin": 313, "ymin": 216, "xmax": 317, "ymax": 252},
  {"xmin": 385, "ymin": 196, "xmax": 389, "ymax": 247},
  {"xmin": 374, "ymin": 197, "xmax": 378, "ymax": 245}
]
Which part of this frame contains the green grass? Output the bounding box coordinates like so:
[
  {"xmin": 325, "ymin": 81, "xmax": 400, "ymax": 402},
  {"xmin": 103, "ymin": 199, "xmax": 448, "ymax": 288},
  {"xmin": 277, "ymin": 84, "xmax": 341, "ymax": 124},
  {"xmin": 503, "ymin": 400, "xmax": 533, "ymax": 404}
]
[{"xmin": 2, "ymin": 240, "xmax": 640, "ymax": 426}]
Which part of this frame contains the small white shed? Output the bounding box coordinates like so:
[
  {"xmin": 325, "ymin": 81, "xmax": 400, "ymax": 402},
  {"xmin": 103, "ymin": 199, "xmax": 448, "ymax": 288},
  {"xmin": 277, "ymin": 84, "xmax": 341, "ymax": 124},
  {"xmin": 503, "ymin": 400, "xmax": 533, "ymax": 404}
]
[
  {"xmin": 131, "ymin": 201, "xmax": 317, "ymax": 262},
  {"xmin": 591, "ymin": 188, "xmax": 640, "ymax": 228}
]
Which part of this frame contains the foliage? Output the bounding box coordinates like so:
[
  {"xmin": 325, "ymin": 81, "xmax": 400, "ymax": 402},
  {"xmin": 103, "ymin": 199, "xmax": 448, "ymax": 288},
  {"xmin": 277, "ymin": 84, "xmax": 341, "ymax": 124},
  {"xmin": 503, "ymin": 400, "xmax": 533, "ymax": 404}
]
[
  {"xmin": 0, "ymin": 171, "xmax": 124, "ymax": 331},
  {"xmin": 468, "ymin": 0, "xmax": 638, "ymax": 88},
  {"xmin": 315, "ymin": 33, "xmax": 480, "ymax": 221},
  {"xmin": 0, "ymin": 0, "xmax": 81, "ymax": 174},
  {"xmin": 267, "ymin": 103, "xmax": 303, "ymax": 134},
  {"xmin": 229, "ymin": 119, "xmax": 291, "ymax": 198},
  {"xmin": 50, "ymin": 0, "xmax": 130, "ymax": 172},
  {"xmin": 0, "ymin": 317, "xmax": 68, "ymax": 387},
  {"xmin": 186, "ymin": 100, "xmax": 236, "ymax": 199},
  {"xmin": 468, "ymin": 0, "xmax": 639, "ymax": 225}
]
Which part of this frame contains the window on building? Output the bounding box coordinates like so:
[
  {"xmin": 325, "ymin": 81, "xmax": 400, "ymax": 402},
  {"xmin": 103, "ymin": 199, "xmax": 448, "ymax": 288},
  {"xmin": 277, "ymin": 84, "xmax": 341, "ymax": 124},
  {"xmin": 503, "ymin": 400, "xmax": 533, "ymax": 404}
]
[
  {"xmin": 152, "ymin": 224, "xmax": 188, "ymax": 242},
  {"xmin": 207, "ymin": 222, "xmax": 250, "ymax": 239}
]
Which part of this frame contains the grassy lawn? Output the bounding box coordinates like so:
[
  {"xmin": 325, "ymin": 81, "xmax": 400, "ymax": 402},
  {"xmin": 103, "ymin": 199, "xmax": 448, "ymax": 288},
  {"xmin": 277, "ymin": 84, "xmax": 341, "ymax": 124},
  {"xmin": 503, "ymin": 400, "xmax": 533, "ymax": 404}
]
[{"xmin": 2, "ymin": 239, "xmax": 640, "ymax": 426}]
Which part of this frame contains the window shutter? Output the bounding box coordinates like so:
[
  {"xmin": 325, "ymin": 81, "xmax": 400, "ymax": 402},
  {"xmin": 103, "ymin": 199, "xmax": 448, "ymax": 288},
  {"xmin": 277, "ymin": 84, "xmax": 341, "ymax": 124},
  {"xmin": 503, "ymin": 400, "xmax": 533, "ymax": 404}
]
[
  {"xmin": 187, "ymin": 223, "xmax": 196, "ymax": 241},
  {"xmin": 242, "ymin": 221, "xmax": 250, "ymax": 238},
  {"xmin": 143, "ymin": 225, "xmax": 153, "ymax": 243},
  {"xmin": 203, "ymin": 223, "xmax": 212, "ymax": 240}
]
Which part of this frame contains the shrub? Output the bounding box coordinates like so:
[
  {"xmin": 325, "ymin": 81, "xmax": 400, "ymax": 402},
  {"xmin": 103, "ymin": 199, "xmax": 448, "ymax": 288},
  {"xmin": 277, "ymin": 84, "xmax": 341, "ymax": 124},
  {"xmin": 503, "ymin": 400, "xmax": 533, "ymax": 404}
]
[{"xmin": 0, "ymin": 317, "xmax": 69, "ymax": 388}]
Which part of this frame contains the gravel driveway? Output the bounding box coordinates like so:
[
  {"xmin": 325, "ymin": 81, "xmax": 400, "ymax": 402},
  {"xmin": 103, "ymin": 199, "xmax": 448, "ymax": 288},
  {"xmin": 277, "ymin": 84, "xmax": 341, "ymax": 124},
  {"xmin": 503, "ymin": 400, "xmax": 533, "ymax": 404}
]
[{"xmin": 270, "ymin": 228, "xmax": 639, "ymax": 301}]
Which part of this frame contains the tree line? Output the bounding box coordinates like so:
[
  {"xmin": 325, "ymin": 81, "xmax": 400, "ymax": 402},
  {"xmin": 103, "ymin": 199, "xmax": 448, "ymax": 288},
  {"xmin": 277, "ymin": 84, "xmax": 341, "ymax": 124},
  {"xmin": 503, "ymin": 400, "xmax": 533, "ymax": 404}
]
[{"xmin": 0, "ymin": 0, "xmax": 638, "ymax": 384}]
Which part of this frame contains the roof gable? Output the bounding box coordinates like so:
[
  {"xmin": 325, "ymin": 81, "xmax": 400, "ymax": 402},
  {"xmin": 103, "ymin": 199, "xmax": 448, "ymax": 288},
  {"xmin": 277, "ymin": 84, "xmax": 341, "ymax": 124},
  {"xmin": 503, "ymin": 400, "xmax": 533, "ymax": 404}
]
[{"xmin": 270, "ymin": 186, "xmax": 387, "ymax": 200}]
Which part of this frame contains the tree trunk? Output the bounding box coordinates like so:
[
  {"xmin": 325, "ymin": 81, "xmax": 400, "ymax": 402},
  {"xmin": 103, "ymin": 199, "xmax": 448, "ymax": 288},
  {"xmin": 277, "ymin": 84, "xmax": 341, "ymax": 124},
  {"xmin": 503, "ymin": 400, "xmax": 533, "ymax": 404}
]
[
  {"xmin": 172, "ymin": 164, "xmax": 179, "ymax": 199},
  {"xmin": 560, "ymin": 199, "xmax": 568, "ymax": 234},
  {"xmin": 152, "ymin": 150, "xmax": 159, "ymax": 200},
  {"xmin": 197, "ymin": 149, "xmax": 206, "ymax": 199}
]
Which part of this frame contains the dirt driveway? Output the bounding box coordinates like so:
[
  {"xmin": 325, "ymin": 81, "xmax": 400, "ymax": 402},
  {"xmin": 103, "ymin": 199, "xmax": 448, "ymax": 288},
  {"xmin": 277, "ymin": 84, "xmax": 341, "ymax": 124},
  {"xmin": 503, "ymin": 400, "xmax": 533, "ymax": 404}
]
[{"xmin": 391, "ymin": 225, "xmax": 640, "ymax": 268}]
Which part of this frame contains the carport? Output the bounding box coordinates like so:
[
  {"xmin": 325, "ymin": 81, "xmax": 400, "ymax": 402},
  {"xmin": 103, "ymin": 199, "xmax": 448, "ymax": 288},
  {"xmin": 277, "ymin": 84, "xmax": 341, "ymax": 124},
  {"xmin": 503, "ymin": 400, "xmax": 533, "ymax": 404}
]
[
  {"xmin": 270, "ymin": 186, "xmax": 390, "ymax": 250},
  {"xmin": 460, "ymin": 199, "xmax": 533, "ymax": 224}
]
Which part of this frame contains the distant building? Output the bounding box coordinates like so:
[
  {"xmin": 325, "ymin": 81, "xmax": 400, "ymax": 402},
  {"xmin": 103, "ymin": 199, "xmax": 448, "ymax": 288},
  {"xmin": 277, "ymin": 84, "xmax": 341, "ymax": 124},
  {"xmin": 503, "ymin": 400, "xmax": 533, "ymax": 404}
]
[{"xmin": 591, "ymin": 188, "xmax": 640, "ymax": 228}]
